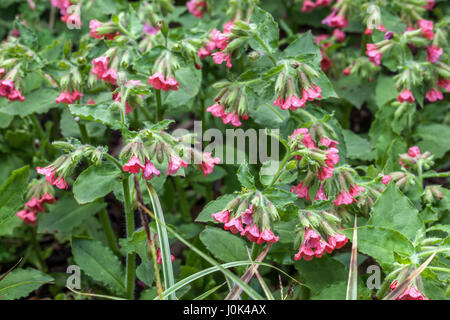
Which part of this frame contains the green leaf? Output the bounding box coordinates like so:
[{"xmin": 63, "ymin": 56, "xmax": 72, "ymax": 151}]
[
  {"xmin": 343, "ymin": 226, "xmax": 414, "ymax": 271},
  {"xmin": 0, "ymin": 166, "xmax": 29, "ymax": 236},
  {"xmin": 72, "ymin": 238, "xmax": 126, "ymax": 296},
  {"xmin": 237, "ymin": 161, "xmax": 255, "ymax": 189},
  {"xmin": 414, "ymin": 124, "xmax": 450, "ymax": 159},
  {"xmin": 68, "ymin": 104, "xmax": 122, "ymax": 128},
  {"xmin": 195, "ymin": 194, "xmax": 236, "ymax": 223},
  {"xmin": 164, "ymin": 65, "xmax": 201, "ymax": 110},
  {"xmin": 281, "ymin": 31, "xmax": 321, "ymax": 65},
  {"xmin": 38, "ymin": 197, "xmax": 106, "ymax": 235},
  {"xmin": 342, "ymin": 129, "xmax": 374, "ymax": 160},
  {"xmin": 335, "ymin": 73, "xmax": 375, "ymax": 109},
  {"xmin": 294, "ymin": 255, "xmax": 347, "ymax": 294},
  {"xmin": 368, "ymin": 184, "xmax": 423, "ymax": 241},
  {"xmin": 249, "ymin": 7, "xmax": 279, "ymax": 53},
  {"xmin": 0, "ymin": 268, "xmax": 53, "ymax": 300},
  {"xmin": 199, "ymin": 227, "xmax": 249, "ymax": 263},
  {"xmin": 0, "ymin": 89, "xmax": 59, "ymax": 116},
  {"xmin": 73, "ymin": 164, "xmax": 121, "ymax": 204},
  {"xmin": 375, "ymin": 75, "xmax": 397, "ymax": 107}
]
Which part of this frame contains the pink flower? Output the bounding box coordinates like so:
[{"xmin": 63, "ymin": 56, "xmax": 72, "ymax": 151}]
[
  {"xmin": 87, "ymin": 98, "xmax": 96, "ymax": 105},
  {"xmin": 221, "ymin": 112, "xmax": 242, "ymax": 127},
  {"xmin": 366, "ymin": 43, "xmax": 382, "ymax": 66},
  {"xmin": 223, "ymin": 20, "xmax": 235, "ymax": 34},
  {"xmin": 40, "ymin": 193, "xmax": 56, "ymax": 204},
  {"xmin": 318, "ymin": 166, "xmax": 334, "ymax": 181},
  {"xmin": 55, "ymin": 90, "xmax": 74, "ymax": 104},
  {"xmin": 206, "ymin": 103, "xmax": 225, "ymax": 117},
  {"xmin": 71, "ymin": 91, "xmax": 83, "ymax": 102},
  {"xmin": 408, "ymin": 146, "xmax": 421, "ymax": 157},
  {"xmin": 381, "ymin": 175, "xmax": 392, "ymax": 185},
  {"xmin": 163, "ymin": 76, "xmax": 179, "ymax": 91},
  {"xmin": 25, "ymin": 196, "xmax": 45, "ymax": 213},
  {"xmin": 325, "ymin": 147, "xmax": 339, "ymax": 167},
  {"xmin": 123, "ymin": 155, "xmax": 145, "ymax": 174},
  {"xmin": 241, "ymin": 224, "xmax": 260, "ymax": 242},
  {"xmin": 437, "ymin": 79, "xmax": 450, "ymax": 92},
  {"xmin": 425, "ymin": 88, "xmax": 443, "ymax": 102},
  {"xmin": 334, "ymin": 190, "xmax": 354, "ymax": 206},
  {"xmin": 7, "ymin": 89, "xmax": 25, "ymax": 102},
  {"xmin": 427, "ymin": 45, "xmax": 443, "ymax": 63},
  {"xmin": 148, "ymin": 72, "xmax": 166, "ymax": 90},
  {"xmin": 102, "ymin": 69, "xmax": 117, "ymax": 85},
  {"xmin": 51, "ymin": 0, "xmax": 71, "ymax": 15},
  {"xmin": 257, "ymin": 228, "xmax": 279, "ymax": 244},
  {"xmin": 167, "ymin": 156, "xmax": 188, "ymax": 175},
  {"xmin": 198, "ymin": 47, "xmax": 210, "ymax": 59},
  {"xmin": 390, "ymin": 282, "xmax": 428, "ymax": 300},
  {"xmin": 52, "ymin": 176, "xmax": 68, "ymax": 190},
  {"xmin": 320, "ymin": 137, "xmax": 339, "ymax": 148},
  {"xmin": 36, "ymin": 166, "xmax": 55, "ymax": 183},
  {"xmin": 241, "ymin": 205, "xmax": 254, "ymax": 225},
  {"xmin": 224, "ymin": 217, "xmax": 244, "ymax": 234},
  {"xmin": 62, "ymin": 11, "xmax": 82, "ymax": 29},
  {"xmin": 143, "ymin": 23, "xmax": 159, "ymax": 35},
  {"xmin": 322, "ymin": 10, "xmax": 348, "ymax": 28},
  {"xmin": 212, "ymin": 51, "xmax": 232, "ymax": 68},
  {"xmin": 208, "ymin": 29, "xmax": 229, "ymax": 51},
  {"xmin": 291, "ymin": 182, "xmax": 310, "ymax": 200},
  {"xmin": 143, "ymin": 159, "xmax": 161, "ymax": 180},
  {"xmin": 418, "ymin": 19, "xmax": 434, "ymax": 40},
  {"xmin": 0, "ymin": 79, "xmax": 15, "ymax": 97},
  {"xmin": 211, "ymin": 210, "xmax": 231, "ymax": 223},
  {"xmin": 199, "ymin": 152, "xmax": 221, "ymax": 176},
  {"xmin": 16, "ymin": 209, "xmax": 37, "ymax": 225},
  {"xmin": 328, "ymin": 234, "xmax": 348, "ymax": 250},
  {"xmin": 349, "ymin": 184, "xmax": 362, "ymax": 197},
  {"xmin": 302, "ymin": 85, "xmax": 322, "ymax": 102},
  {"xmin": 313, "ymin": 184, "xmax": 328, "ymax": 201},
  {"xmin": 294, "ymin": 228, "xmax": 327, "ymax": 261},
  {"xmin": 424, "ymin": 0, "xmax": 435, "ymax": 10},
  {"xmin": 89, "ymin": 20, "xmax": 103, "ymax": 39},
  {"xmin": 333, "ymin": 28, "xmax": 346, "ymax": 42},
  {"xmin": 156, "ymin": 248, "xmax": 175, "ymax": 264},
  {"xmin": 186, "ymin": 0, "xmax": 206, "ymax": 18},
  {"xmin": 320, "ymin": 53, "xmax": 332, "ymax": 71},
  {"xmin": 274, "ymin": 94, "xmax": 305, "ymax": 110},
  {"xmin": 91, "ymin": 56, "xmax": 109, "ymax": 78},
  {"xmin": 302, "ymin": 0, "xmax": 316, "ymax": 12},
  {"xmin": 397, "ymin": 89, "xmax": 415, "ymax": 103}
]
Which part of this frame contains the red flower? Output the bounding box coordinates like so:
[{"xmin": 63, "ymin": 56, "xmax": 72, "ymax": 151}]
[
  {"xmin": 437, "ymin": 79, "xmax": 450, "ymax": 92},
  {"xmin": 274, "ymin": 94, "xmax": 305, "ymax": 111},
  {"xmin": 332, "ymin": 28, "xmax": 346, "ymax": 42},
  {"xmin": 224, "ymin": 217, "xmax": 244, "ymax": 234},
  {"xmin": 366, "ymin": 43, "xmax": 382, "ymax": 66},
  {"xmin": 142, "ymin": 159, "xmax": 161, "ymax": 180},
  {"xmin": 257, "ymin": 228, "xmax": 279, "ymax": 244},
  {"xmin": 302, "ymin": 85, "xmax": 322, "ymax": 102},
  {"xmin": 381, "ymin": 175, "xmax": 392, "ymax": 185},
  {"xmin": 102, "ymin": 68, "xmax": 117, "ymax": 85},
  {"xmin": 313, "ymin": 184, "xmax": 328, "ymax": 201},
  {"xmin": 156, "ymin": 248, "xmax": 175, "ymax": 264},
  {"xmin": 425, "ymin": 88, "xmax": 443, "ymax": 102},
  {"xmin": 89, "ymin": 19, "xmax": 103, "ymax": 39},
  {"xmin": 167, "ymin": 156, "xmax": 188, "ymax": 175},
  {"xmin": 212, "ymin": 51, "xmax": 232, "ymax": 68},
  {"xmin": 334, "ymin": 190, "xmax": 354, "ymax": 206},
  {"xmin": 199, "ymin": 152, "xmax": 220, "ymax": 176},
  {"xmin": 291, "ymin": 182, "xmax": 310, "ymax": 200},
  {"xmin": 122, "ymin": 155, "xmax": 145, "ymax": 174},
  {"xmin": 211, "ymin": 210, "xmax": 231, "ymax": 223},
  {"xmin": 294, "ymin": 228, "xmax": 327, "ymax": 261},
  {"xmin": 397, "ymin": 89, "xmax": 415, "ymax": 103},
  {"xmin": 206, "ymin": 103, "xmax": 225, "ymax": 117},
  {"xmin": 427, "ymin": 45, "xmax": 443, "ymax": 63},
  {"xmin": 36, "ymin": 166, "xmax": 55, "ymax": 183},
  {"xmin": 418, "ymin": 19, "xmax": 434, "ymax": 40},
  {"xmin": 55, "ymin": 90, "xmax": 74, "ymax": 104},
  {"xmin": 148, "ymin": 72, "xmax": 166, "ymax": 90},
  {"xmin": 91, "ymin": 56, "xmax": 109, "ymax": 78},
  {"xmin": 16, "ymin": 209, "xmax": 37, "ymax": 225},
  {"xmin": 198, "ymin": 47, "xmax": 210, "ymax": 59},
  {"xmin": 328, "ymin": 233, "xmax": 348, "ymax": 249},
  {"xmin": 408, "ymin": 146, "xmax": 421, "ymax": 157},
  {"xmin": 240, "ymin": 205, "xmax": 254, "ymax": 225},
  {"xmin": 390, "ymin": 281, "xmax": 428, "ymax": 300},
  {"xmin": 186, "ymin": 0, "xmax": 206, "ymax": 18},
  {"xmin": 302, "ymin": 0, "xmax": 316, "ymax": 12},
  {"xmin": 25, "ymin": 196, "xmax": 45, "ymax": 213},
  {"xmin": 241, "ymin": 224, "xmax": 260, "ymax": 242}
]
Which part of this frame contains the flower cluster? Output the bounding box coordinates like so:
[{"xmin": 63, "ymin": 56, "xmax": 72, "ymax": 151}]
[
  {"xmin": 91, "ymin": 55, "xmax": 118, "ymax": 86},
  {"xmin": 16, "ymin": 181, "xmax": 56, "ymax": 226},
  {"xmin": 206, "ymin": 81, "xmax": 249, "ymax": 127},
  {"xmin": 55, "ymin": 90, "xmax": 83, "ymax": 104},
  {"xmin": 365, "ymin": 40, "xmax": 393, "ymax": 66},
  {"xmin": 147, "ymin": 51, "xmax": 180, "ymax": 91},
  {"xmin": 212, "ymin": 193, "xmax": 280, "ymax": 245},
  {"xmin": 89, "ymin": 19, "xmax": 120, "ymax": 40},
  {"xmin": 389, "ymin": 281, "xmax": 428, "ymax": 300},
  {"xmin": 198, "ymin": 22, "xmax": 234, "ymax": 68},
  {"xmin": 0, "ymin": 68, "xmax": 25, "ymax": 102},
  {"xmin": 399, "ymin": 146, "xmax": 434, "ymax": 169},
  {"xmin": 294, "ymin": 210, "xmax": 348, "ymax": 261},
  {"xmin": 289, "ymin": 127, "xmax": 340, "ymax": 181},
  {"xmin": 273, "ymin": 63, "xmax": 322, "ymax": 111},
  {"xmin": 186, "ymin": 0, "xmax": 207, "ymax": 18}
]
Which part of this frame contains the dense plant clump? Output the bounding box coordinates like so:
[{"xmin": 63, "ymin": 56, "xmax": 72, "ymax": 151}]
[{"xmin": 0, "ymin": 0, "xmax": 448, "ymax": 301}]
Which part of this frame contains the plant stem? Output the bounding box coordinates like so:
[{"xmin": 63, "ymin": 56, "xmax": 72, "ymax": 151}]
[
  {"xmin": 422, "ymin": 171, "xmax": 450, "ymax": 179},
  {"xmin": 173, "ymin": 176, "xmax": 191, "ymax": 222},
  {"xmin": 267, "ymin": 151, "xmax": 291, "ymax": 188},
  {"xmin": 98, "ymin": 208, "xmax": 120, "ymax": 257},
  {"xmin": 77, "ymin": 121, "xmax": 90, "ymax": 144},
  {"xmin": 122, "ymin": 176, "xmax": 135, "ymax": 299},
  {"xmin": 155, "ymin": 89, "xmax": 163, "ymax": 121},
  {"xmin": 31, "ymin": 226, "xmax": 47, "ymax": 273},
  {"xmin": 103, "ymin": 153, "xmax": 124, "ymax": 172},
  {"xmin": 254, "ymin": 34, "xmax": 277, "ymax": 66},
  {"xmin": 29, "ymin": 114, "xmax": 45, "ymax": 140}
]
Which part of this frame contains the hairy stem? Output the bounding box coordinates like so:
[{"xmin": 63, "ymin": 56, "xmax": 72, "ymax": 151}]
[
  {"xmin": 98, "ymin": 208, "xmax": 120, "ymax": 257},
  {"xmin": 122, "ymin": 176, "xmax": 135, "ymax": 299}
]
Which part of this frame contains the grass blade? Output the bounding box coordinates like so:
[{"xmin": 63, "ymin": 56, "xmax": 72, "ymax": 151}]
[
  {"xmin": 139, "ymin": 202, "xmax": 265, "ymax": 300},
  {"xmin": 0, "ymin": 258, "xmax": 22, "ymax": 282},
  {"xmin": 346, "ymin": 217, "xmax": 358, "ymax": 300},
  {"xmin": 146, "ymin": 182, "xmax": 176, "ymax": 300},
  {"xmin": 383, "ymin": 246, "xmax": 439, "ymax": 300},
  {"xmin": 194, "ymin": 282, "xmax": 226, "ymax": 300}
]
